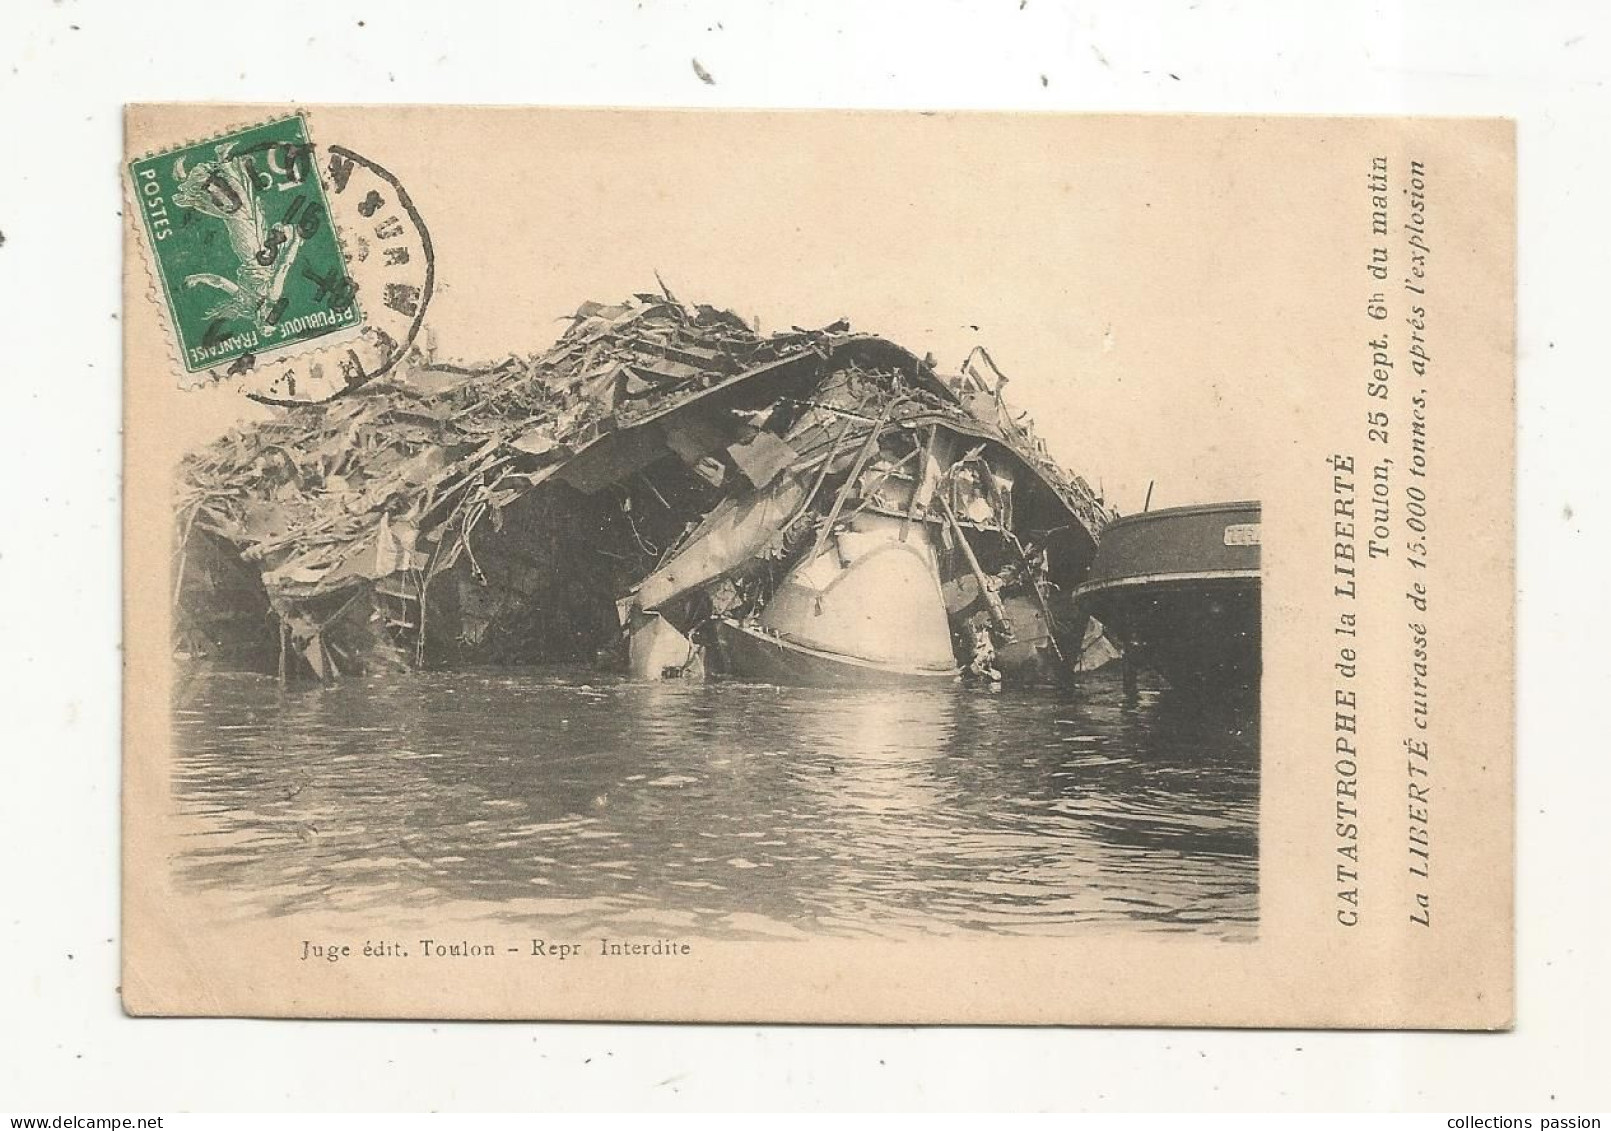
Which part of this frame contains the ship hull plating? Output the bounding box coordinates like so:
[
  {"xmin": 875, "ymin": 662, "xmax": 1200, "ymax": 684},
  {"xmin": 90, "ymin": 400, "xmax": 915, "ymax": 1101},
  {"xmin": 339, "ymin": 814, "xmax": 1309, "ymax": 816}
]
[{"xmin": 1073, "ymin": 501, "xmax": 1261, "ymax": 690}]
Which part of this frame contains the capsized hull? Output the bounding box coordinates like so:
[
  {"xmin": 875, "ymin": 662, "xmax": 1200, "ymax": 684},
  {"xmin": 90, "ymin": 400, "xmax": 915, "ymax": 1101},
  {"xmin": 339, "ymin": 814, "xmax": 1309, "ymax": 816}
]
[{"xmin": 714, "ymin": 618, "xmax": 960, "ymax": 688}]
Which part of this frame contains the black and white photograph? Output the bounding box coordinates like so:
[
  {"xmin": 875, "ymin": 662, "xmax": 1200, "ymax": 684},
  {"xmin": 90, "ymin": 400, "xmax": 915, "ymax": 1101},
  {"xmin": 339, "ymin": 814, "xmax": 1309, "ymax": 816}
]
[{"xmin": 158, "ymin": 109, "xmax": 1262, "ymax": 949}]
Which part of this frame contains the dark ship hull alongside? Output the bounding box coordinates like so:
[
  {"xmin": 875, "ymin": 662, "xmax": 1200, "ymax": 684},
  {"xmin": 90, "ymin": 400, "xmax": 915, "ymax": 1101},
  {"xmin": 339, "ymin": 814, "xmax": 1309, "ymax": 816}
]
[{"xmin": 1071, "ymin": 501, "xmax": 1261, "ymax": 690}]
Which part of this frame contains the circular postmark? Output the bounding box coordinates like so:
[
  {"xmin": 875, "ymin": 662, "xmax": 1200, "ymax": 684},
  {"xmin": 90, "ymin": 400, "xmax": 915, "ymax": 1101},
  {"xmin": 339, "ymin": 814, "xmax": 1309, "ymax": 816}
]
[
  {"xmin": 242, "ymin": 145, "xmax": 435, "ymax": 405},
  {"xmin": 129, "ymin": 115, "xmax": 435, "ymax": 405}
]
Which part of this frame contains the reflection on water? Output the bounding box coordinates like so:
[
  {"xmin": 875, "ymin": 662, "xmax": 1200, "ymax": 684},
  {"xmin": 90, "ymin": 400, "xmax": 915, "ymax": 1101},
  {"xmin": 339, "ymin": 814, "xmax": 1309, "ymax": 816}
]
[{"xmin": 170, "ymin": 668, "xmax": 1259, "ymax": 939}]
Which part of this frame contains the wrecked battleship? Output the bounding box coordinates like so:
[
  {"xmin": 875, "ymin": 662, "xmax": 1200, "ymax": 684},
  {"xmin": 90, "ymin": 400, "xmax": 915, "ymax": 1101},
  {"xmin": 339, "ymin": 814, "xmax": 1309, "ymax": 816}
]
[{"xmin": 174, "ymin": 293, "xmax": 1121, "ymax": 688}]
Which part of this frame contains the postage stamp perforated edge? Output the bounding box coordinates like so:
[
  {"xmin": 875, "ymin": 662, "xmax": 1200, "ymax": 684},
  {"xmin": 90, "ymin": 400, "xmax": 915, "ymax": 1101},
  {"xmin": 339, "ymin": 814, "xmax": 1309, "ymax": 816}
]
[{"xmin": 124, "ymin": 108, "xmax": 368, "ymax": 391}]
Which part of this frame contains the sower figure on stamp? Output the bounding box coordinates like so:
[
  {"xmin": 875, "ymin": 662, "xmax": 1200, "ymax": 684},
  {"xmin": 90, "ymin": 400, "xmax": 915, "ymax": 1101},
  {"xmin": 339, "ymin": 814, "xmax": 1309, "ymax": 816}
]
[{"xmin": 173, "ymin": 144, "xmax": 310, "ymax": 333}]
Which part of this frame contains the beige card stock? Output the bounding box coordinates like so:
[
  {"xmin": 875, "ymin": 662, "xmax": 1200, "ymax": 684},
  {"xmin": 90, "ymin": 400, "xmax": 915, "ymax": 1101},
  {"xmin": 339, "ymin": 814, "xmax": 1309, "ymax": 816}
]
[{"xmin": 123, "ymin": 106, "xmax": 1514, "ymax": 1026}]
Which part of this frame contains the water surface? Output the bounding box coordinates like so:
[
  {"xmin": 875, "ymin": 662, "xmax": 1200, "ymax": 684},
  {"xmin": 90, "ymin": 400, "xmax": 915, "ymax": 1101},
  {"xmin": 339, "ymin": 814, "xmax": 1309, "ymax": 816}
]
[{"xmin": 171, "ymin": 667, "xmax": 1259, "ymax": 940}]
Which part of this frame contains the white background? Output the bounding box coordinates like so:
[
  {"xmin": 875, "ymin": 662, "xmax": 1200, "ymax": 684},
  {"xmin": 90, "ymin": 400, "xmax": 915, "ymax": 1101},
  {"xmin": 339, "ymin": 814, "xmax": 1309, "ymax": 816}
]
[{"xmin": 1, "ymin": 0, "xmax": 1606, "ymax": 1113}]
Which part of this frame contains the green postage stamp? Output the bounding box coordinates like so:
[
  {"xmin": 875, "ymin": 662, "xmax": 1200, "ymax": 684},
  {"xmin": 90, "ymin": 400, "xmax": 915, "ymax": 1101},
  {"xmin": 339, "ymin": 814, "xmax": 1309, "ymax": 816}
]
[{"xmin": 129, "ymin": 115, "xmax": 362, "ymax": 374}]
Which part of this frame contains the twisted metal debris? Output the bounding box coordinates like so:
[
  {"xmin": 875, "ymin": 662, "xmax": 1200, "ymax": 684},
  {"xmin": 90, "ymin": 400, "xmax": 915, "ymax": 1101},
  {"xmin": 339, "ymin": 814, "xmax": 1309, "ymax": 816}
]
[{"xmin": 175, "ymin": 293, "xmax": 1113, "ymax": 682}]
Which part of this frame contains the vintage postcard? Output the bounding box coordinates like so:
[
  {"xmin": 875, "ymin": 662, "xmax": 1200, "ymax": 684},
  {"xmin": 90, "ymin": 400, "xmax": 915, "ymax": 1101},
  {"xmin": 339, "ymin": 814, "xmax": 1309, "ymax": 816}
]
[{"xmin": 123, "ymin": 106, "xmax": 1514, "ymax": 1025}]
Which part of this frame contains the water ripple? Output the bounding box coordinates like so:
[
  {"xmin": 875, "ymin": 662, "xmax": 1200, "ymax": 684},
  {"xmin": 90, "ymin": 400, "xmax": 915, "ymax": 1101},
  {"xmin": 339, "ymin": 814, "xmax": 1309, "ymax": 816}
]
[{"xmin": 169, "ymin": 666, "xmax": 1259, "ymax": 939}]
